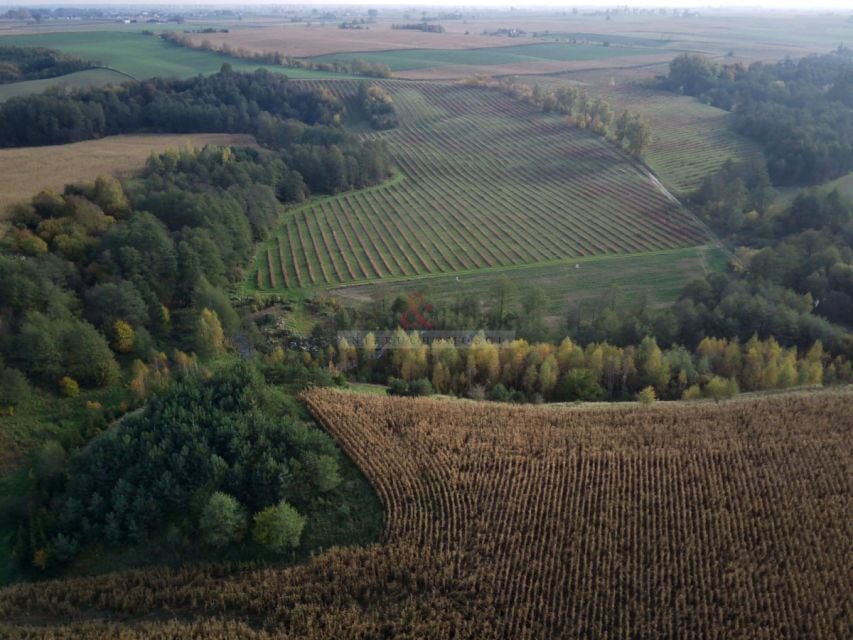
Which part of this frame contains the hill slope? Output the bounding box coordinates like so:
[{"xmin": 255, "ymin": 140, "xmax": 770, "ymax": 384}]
[{"xmin": 251, "ymin": 81, "xmax": 709, "ymax": 293}]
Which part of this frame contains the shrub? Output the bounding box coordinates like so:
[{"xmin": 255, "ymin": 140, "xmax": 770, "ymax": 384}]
[
  {"xmin": 252, "ymin": 500, "xmax": 306, "ymax": 553},
  {"xmin": 112, "ymin": 319, "xmax": 135, "ymax": 353},
  {"xmin": 387, "ymin": 377, "xmax": 409, "ymax": 396},
  {"xmin": 59, "ymin": 376, "xmax": 79, "ymax": 398},
  {"xmin": 636, "ymin": 386, "xmax": 657, "ymax": 405},
  {"xmin": 705, "ymin": 375, "xmax": 739, "ymax": 401},
  {"xmin": 0, "ymin": 366, "xmax": 29, "ymax": 411},
  {"xmin": 199, "ymin": 492, "xmax": 246, "ymax": 548},
  {"xmin": 408, "ymin": 378, "xmax": 433, "ymax": 397},
  {"xmin": 488, "ymin": 383, "xmax": 512, "ymax": 402}
]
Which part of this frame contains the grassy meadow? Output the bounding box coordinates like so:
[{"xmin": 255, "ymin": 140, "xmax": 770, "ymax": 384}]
[
  {"xmin": 327, "ymin": 245, "xmax": 724, "ymax": 322},
  {"xmin": 0, "ymin": 31, "xmax": 347, "ymax": 81}
]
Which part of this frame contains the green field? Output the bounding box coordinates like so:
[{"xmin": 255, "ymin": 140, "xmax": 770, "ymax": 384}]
[
  {"xmin": 310, "ymin": 42, "xmax": 667, "ymax": 72},
  {"xmin": 328, "ymin": 245, "xmax": 724, "ymax": 319},
  {"xmin": 249, "ymin": 80, "xmax": 709, "ymax": 299},
  {"xmin": 0, "ymin": 67, "xmax": 130, "ymax": 102},
  {"xmin": 0, "ymin": 31, "xmax": 345, "ymax": 80}
]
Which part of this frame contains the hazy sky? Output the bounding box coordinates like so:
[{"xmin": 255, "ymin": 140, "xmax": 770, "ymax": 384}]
[{"xmin": 5, "ymin": 1, "xmax": 853, "ymax": 9}]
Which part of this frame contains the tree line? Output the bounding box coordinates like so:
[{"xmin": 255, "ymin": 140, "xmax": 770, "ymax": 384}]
[
  {"xmin": 331, "ymin": 331, "xmax": 834, "ymax": 404},
  {"xmin": 460, "ymin": 76, "xmax": 652, "ymax": 156},
  {"xmin": 159, "ymin": 32, "xmax": 392, "ymax": 78},
  {"xmin": 661, "ymin": 49, "xmax": 853, "ymax": 185}
]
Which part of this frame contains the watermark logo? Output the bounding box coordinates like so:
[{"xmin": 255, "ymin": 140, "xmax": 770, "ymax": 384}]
[{"xmin": 338, "ymin": 330, "xmax": 516, "ymax": 350}]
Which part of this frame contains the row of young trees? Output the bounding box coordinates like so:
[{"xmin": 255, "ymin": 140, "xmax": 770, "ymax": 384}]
[
  {"xmin": 460, "ymin": 76, "xmax": 652, "ymax": 156},
  {"xmin": 331, "ymin": 331, "xmax": 835, "ymax": 404},
  {"xmin": 662, "ymin": 48, "xmax": 853, "ymax": 185},
  {"xmin": 160, "ymin": 31, "xmax": 392, "ymax": 78}
]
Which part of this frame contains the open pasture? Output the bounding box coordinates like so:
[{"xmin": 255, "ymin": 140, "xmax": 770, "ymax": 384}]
[
  {"xmin": 2, "ymin": 388, "xmax": 849, "ymax": 638},
  {"xmin": 0, "ymin": 133, "xmax": 256, "ymax": 217},
  {"xmin": 329, "ymin": 245, "xmax": 722, "ymax": 321},
  {"xmin": 251, "ymin": 81, "xmax": 708, "ymax": 294}
]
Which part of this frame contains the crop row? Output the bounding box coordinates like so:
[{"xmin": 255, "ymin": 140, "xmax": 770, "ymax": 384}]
[
  {"xmin": 255, "ymin": 82, "xmax": 708, "ymax": 290},
  {"xmin": 1, "ymin": 389, "xmax": 849, "ymax": 638},
  {"xmin": 299, "ymin": 388, "xmax": 851, "ymax": 639}
]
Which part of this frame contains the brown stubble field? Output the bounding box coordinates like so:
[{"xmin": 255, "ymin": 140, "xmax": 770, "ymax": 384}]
[
  {"xmin": 0, "ymin": 133, "xmax": 257, "ymax": 218},
  {"xmin": 1, "ymin": 388, "xmax": 849, "ymax": 638},
  {"xmin": 183, "ymin": 23, "xmax": 540, "ymax": 58}
]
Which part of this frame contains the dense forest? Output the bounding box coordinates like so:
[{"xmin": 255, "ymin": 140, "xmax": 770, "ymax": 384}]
[
  {"xmin": 0, "ymin": 149, "xmax": 390, "ymax": 574},
  {"xmin": 1, "ymin": 140, "xmax": 390, "ymax": 399},
  {"xmin": 0, "ymin": 45, "xmax": 93, "ymax": 84},
  {"xmin": 0, "ymin": 67, "xmax": 397, "ymax": 578},
  {"xmin": 7, "ymin": 360, "xmax": 379, "ymax": 575},
  {"xmin": 661, "ymin": 48, "xmax": 853, "ymax": 185}
]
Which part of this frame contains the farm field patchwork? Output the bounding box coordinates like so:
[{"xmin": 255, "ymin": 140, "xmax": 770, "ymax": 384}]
[
  {"xmin": 2, "ymin": 388, "xmax": 849, "ymax": 637},
  {"xmin": 251, "ymin": 81, "xmax": 709, "ymax": 294},
  {"xmin": 176, "ymin": 13, "xmax": 849, "ymax": 65},
  {"xmin": 0, "ymin": 133, "xmax": 257, "ymax": 217},
  {"xmin": 0, "ymin": 31, "xmax": 346, "ymax": 80}
]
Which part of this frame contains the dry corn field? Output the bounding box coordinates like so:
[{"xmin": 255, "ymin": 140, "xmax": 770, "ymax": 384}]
[{"xmin": 0, "ymin": 389, "xmax": 850, "ymax": 639}]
